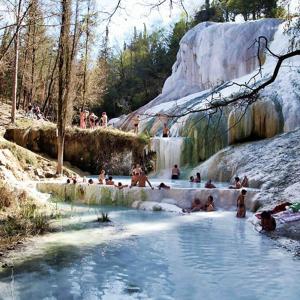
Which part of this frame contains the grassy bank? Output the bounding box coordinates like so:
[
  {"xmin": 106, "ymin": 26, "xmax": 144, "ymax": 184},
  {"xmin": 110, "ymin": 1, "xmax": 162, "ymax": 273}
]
[{"xmin": 0, "ymin": 180, "xmax": 50, "ymax": 255}]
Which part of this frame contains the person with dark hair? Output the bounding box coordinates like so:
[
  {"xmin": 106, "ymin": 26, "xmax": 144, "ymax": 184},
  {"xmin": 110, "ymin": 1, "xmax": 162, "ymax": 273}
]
[
  {"xmin": 106, "ymin": 176, "xmax": 114, "ymax": 185},
  {"xmin": 115, "ymin": 182, "xmax": 128, "ymax": 190},
  {"xmin": 88, "ymin": 178, "xmax": 94, "ymax": 184},
  {"xmin": 171, "ymin": 164, "xmax": 180, "ymax": 180},
  {"xmin": 236, "ymin": 189, "xmax": 247, "ymax": 218},
  {"xmin": 158, "ymin": 183, "xmax": 170, "ymax": 190},
  {"xmin": 66, "ymin": 178, "xmax": 71, "ymax": 184},
  {"xmin": 229, "ymin": 177, "xmax": 242, "ymax": 189},
  {"xmin": 195, "ymin": 172, "xmax": 201, "ymax": 183},
  {"xmin": 260, "ymin": 211, "xmax": 276, "ymax": 231},
  {"xmin": 204, "ymin": 195, "xmax": 215, "ymax": 212},
  {"xmin": 241, "ymin": 175, "xmax": 249, "ymax": 187},
  {"xmin": 190, "ymin": 176, "xmax": 195, "ymax": 182},
  {"xmin": 205, "ymin": 179, "xmax": 216, "ymax": 189}
]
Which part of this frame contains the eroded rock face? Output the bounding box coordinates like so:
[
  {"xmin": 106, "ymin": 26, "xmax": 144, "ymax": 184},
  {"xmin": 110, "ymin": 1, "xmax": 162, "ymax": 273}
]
[
  {"xmin": 4, "ymin": 127, "xmax": 146, "ymax": 175},
  {"xmin": 228, "ymin": 98, "xmax": 284, "ymax": 144},
  {"xmin": 192, "ymin": 129, "xmax": 300, "ymax": 206}
]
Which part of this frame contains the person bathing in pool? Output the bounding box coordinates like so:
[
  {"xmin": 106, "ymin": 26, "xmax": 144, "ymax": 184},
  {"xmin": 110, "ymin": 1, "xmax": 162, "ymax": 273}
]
[
  {"xmin": 182, "ymin": 198, "xmax": 203, "ymax": 213},
  {"xmin": 204, "ymin": 195, "xmax": 215, "ymax": 212},
  {"xmin": 171, "ymin": 164, "xmax": 180, "ymax": 180},
  {"xmin": 115, "ymin": 182, "xmax": 128, "ymax": 190},
  {"xmin": 106, "ymin": 176, "xmax": 115, "ymax": 186},
  {"xmin": 236, "ymin": 189, "xmax": 247, "ymax": 218},
  {"xmin": 158, "ymin": 183, "xmax": 170, "ymax": 190}
]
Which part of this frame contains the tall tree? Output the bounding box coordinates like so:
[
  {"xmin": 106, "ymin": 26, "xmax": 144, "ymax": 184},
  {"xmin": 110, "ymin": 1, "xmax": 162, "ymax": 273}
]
[{"xmin": 57, "ymin": 0, "xmax": 72, "ymax": 174}]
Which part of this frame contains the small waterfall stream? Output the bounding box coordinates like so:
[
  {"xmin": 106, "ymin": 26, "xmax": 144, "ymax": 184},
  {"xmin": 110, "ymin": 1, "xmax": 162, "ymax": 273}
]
[{"xmin": 150, "ymin": 137, "xmax": 185, "ymax": 175}]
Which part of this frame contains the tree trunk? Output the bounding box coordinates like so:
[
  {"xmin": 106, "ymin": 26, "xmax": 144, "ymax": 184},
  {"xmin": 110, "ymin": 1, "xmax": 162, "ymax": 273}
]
[
  {"xmin": 11, "ymin": 0, "xmax": 22, "ymax": 123},
  {"xmin": 56, "ymin": 133, "xmax": 65, "ymax": 175}
]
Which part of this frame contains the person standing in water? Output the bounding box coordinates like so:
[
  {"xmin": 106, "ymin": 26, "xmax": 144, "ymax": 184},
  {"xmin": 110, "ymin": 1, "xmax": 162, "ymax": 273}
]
[
  {"xmin": 162, "ymin": 123, "xmax": 170, "ymax": 137},
  {"xmin": 171, "ymin": 164, "xmax": 180, "ymax": 180},
  {"xmin": 236, "ymin": 189, "xmax": 247, "ymax": 218},
  {"xmin": 133, "ymin": 115, "xmax": 140, "ymax": 134},
  {"xmin": 98, "ymin": 169, "xmax": 106, "ymax": 184}
]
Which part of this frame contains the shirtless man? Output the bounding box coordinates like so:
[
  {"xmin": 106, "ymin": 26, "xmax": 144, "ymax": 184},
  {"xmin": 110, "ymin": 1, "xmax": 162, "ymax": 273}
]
[
  {"xmin": 236, "ymin": 189, "xmax": 247, "ymax": 218},
  {"xmin": 106, "ymin": 176, "xmax": 114, "ymax": 185},
  {"xmin": 101, "ymin": 112, "xmax": 108, "ymax": 128},
  {"xmin": 171, "ymin": 165, "xmax": 180, "ymax": 180},
  {"xmin": 133, "ymin": 115, "xmax": 140, "ymax": 134},
  {"xmin": 229, "ymin": 177, "xmax": 242, "ymax": 189},
  {"xmin": 136, "ymin": 171, "xmax": 154, "ymax": 189},
  {"xmin": 98, "ymin": 170, "xmax": 106, "ymax": 184},
  {"xmin": 162, "ymin": 123, "xmax": 170, "ymax": 138}
]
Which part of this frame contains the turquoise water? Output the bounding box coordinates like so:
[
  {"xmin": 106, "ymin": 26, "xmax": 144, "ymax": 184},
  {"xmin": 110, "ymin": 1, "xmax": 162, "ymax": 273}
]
[{"xmin": 0, "ymin": 206, "xmax": 299, "ymax": 300}]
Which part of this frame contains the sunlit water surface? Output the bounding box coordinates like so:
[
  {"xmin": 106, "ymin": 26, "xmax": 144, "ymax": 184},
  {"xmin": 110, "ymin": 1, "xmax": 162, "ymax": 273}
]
[{"xmin": 0, "ymin": 206, "xmax": 299, "ymax": 300}]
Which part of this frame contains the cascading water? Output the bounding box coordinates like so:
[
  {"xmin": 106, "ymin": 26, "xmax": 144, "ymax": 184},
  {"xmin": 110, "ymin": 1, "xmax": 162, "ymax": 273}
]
[{"xmin": 150, "ymin": 137, "xmax": 185, "ymax": 176}]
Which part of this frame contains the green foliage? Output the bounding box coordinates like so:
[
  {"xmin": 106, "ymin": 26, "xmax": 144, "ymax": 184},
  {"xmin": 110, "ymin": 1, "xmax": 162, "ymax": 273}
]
[{"xmin": 93, "ymin": 23, "xmax": 187, "ymax": 118}]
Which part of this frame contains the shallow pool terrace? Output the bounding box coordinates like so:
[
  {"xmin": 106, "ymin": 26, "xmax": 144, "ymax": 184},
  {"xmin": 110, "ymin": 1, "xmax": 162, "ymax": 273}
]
[
  {"xmin": 90, "ymin": 176, "xmax": 228, "ymax": 189},
  {"xmin": 0, "ymin": 205, "xmax": 299, "ymax": 300}
]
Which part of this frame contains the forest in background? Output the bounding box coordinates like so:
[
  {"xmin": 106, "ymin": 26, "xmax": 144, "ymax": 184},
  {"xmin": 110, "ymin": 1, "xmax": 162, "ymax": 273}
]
[{"xmin": 0, "ymin": 0, "xmax": 289, "ymax": 121}]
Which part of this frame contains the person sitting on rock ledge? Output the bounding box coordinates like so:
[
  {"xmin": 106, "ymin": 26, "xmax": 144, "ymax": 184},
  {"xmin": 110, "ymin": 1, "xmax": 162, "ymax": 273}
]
[
  {"xmin": 189, "ymin": 176, "xmax": 195, "ymax": 182},
  {"xmin": 134, "ymin": 171, "xmax": 154, "ymax": 189},
  {"xmin": 229, "ymin": 177, "xmax": 242, "ymax": 189},
  {"xmin": 115, "ymin": 182, "xmax": 128, "ymax": 190},
  {"xmin": 195, "ymin": 172, "xmax": 201, "ymax": 183},
  {"xmin": 183, "ymin": 198, "xmax": 203, "ymax": 213},
  {"xmin": 204, "ymin": 195, "xmax": 215, "ymax": 212},
  {"xmin": 260, "ymin": 211, "xmax": 276, "ymax": 231},
  {"xmin": 205, "ymin": 179, "xmax": 216, "ymax": 189},
  {"xmin": 158, "ymin": 183, "xmax": 170, "ymax": 190},
  {"xmin": 241, "ymin": 176, "xmax": 249, "ymax": 187},
  {"xmin": 106, "ymin": 176, "xmax": 115, "ymax": 186}
]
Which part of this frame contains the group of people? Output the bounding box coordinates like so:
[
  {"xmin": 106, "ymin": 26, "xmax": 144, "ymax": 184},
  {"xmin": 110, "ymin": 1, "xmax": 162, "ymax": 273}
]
[
  {"xmin": 26, "ymin": 103, "xmax": 45, "ymax": 120},
  {"xmin": 183, "ymin": 195, "xmax": 215, "ymax": 213},
  {"xmin": 132, "ymin": 115, "xmax": 170, "ymax": 137},
  {"xmin": 229, "ymin": 176, "xmax": 249, "ymax": 189},
  {"xmin": 80, "ymin": 109, "xmax": 108, "ymax": 129}
]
